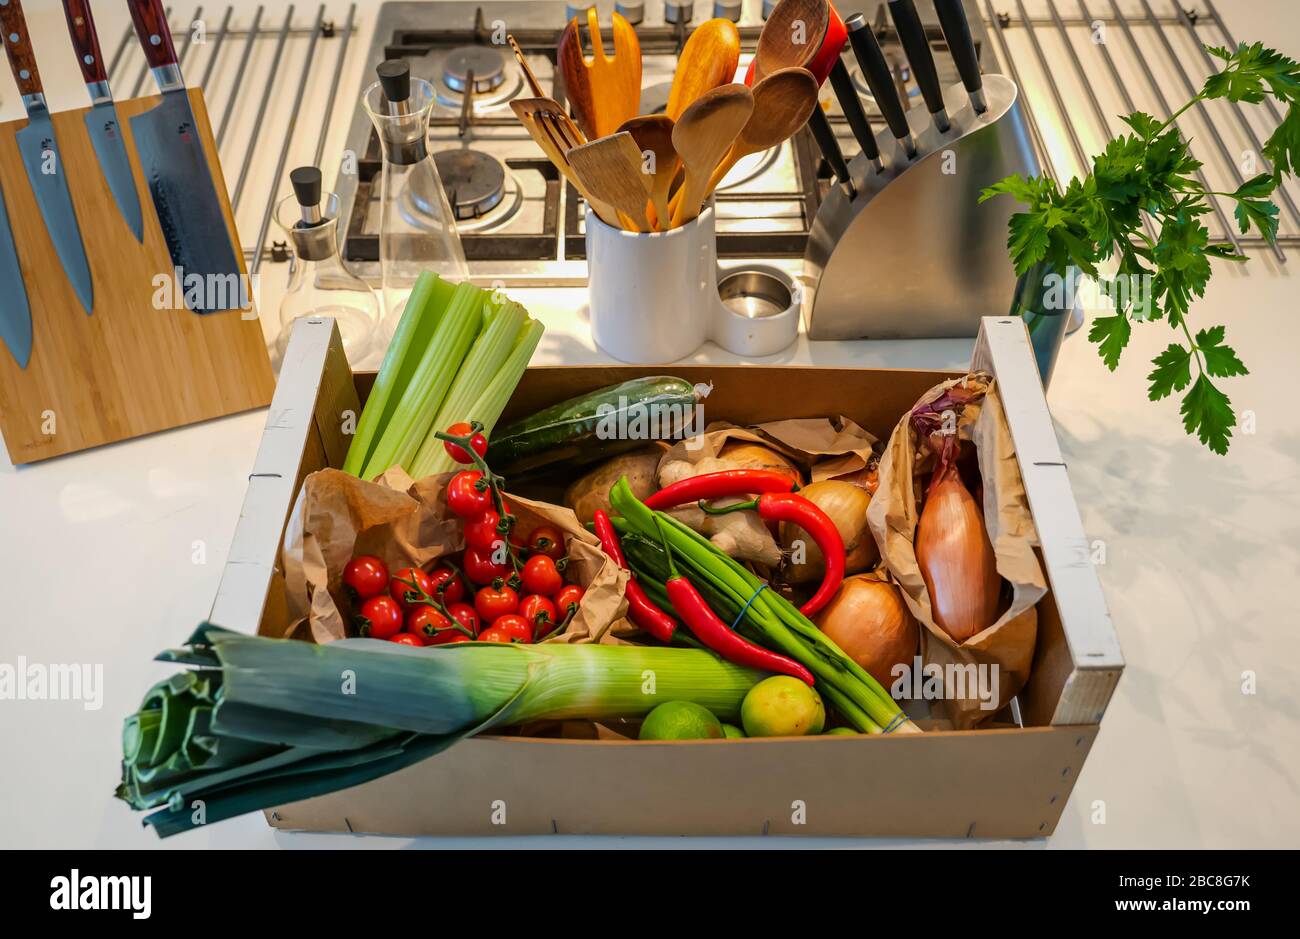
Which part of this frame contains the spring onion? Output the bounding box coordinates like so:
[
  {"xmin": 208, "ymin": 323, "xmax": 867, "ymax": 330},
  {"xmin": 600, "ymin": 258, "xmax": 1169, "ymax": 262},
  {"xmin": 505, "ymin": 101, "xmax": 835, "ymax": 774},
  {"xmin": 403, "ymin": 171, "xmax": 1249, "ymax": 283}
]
[{"xmin": 116, "ymin": 623, "xmax": 763, "ymax": 837}]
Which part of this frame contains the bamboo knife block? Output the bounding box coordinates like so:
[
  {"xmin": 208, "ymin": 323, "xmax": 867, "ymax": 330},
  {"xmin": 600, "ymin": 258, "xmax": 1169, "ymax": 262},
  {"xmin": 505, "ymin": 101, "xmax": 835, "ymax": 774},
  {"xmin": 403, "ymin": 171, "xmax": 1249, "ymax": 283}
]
[{"xmin": 0, "ymin": 88, "xmax": 273, "ymax": 464}]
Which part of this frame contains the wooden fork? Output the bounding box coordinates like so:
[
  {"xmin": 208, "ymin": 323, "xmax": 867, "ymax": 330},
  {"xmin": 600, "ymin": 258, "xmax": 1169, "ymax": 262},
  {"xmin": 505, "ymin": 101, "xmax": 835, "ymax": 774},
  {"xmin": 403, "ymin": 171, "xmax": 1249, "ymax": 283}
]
[
  {"xmin": 557, "ymin": 8, "xmax": 642, "ymax": 140},
  {"xmin": 510, "ymin": 97, "xmax": 621, "ymax": 226}
]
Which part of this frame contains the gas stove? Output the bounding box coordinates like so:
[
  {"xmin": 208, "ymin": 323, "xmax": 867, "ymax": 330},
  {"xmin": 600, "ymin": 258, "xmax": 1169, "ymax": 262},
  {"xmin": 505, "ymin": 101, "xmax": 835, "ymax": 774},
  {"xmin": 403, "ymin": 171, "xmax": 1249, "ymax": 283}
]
[{"xmin": 337, "ymin": 0, "xmax": 979, "ymax": 286}]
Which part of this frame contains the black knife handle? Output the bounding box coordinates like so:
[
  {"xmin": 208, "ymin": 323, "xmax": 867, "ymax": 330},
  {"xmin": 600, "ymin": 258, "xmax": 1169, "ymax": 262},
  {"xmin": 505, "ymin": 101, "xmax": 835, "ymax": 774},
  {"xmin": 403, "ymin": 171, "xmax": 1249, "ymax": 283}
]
[
  {"xmin": 0, "ymin": 0, "xmax": 42, "ymax": 96},
  {"xmin": 62, "ymin": 0, "xmax": 108, "ymax": 85},
  {"xmin": 126, "ymin": 0, "xmax": 179, "ymax": 69},
  {"xmin": 806, "ymin": 105, "xmax": 852, "ymax": 187},
  {"xmin": 827, "ymin": 58, "xmax": 879, "ymax": 163},
  {"xmin": 933, "ymin": 0, "xmax": 982, "ymax": 99},
  {"xmin": 887, "ymin": 0, "xmax": 945, "ymax": 118},
  {"xmin": 845, "ymin": 13, "xmax": 910, "ymax": 144}
]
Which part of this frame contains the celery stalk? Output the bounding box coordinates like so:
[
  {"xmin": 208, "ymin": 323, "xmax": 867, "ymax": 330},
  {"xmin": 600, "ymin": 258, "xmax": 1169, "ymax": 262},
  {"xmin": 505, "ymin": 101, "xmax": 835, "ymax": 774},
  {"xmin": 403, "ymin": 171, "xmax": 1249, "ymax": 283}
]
[
  {"xmin": 466, "ymin": 317, "xmax": 544, "ymax": 437},
  {"xmin": 407, "ymin": 300, "xmax": 528, "ymax": 478},
  {"xmin": 341, "ymin": 273, "xmax": 455, "ymax": 476},
  {"xmin": 360, "ymin": 282, "xmax": 484, "ymax": 479}
]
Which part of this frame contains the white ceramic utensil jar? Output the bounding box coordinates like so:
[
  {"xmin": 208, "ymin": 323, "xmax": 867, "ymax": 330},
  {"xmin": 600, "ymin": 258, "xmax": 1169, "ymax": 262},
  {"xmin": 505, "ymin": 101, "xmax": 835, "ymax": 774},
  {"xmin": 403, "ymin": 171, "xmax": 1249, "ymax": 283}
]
[{"xmin": 585, "ymin": 205, "xmax": 717, "ymax": 364}]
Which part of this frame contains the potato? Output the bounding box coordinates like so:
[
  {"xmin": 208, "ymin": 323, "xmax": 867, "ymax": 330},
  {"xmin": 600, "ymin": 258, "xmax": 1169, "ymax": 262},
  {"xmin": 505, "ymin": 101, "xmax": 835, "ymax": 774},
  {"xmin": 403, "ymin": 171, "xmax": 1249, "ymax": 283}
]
[{"xmin": 564, "ymin": 449, "xmax": 663, "ymax": 526}]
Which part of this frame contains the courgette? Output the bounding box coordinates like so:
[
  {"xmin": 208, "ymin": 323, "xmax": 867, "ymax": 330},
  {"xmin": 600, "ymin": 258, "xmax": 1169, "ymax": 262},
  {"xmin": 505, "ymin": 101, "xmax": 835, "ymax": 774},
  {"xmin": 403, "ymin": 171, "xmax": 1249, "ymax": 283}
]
[{"xmin": 487, "ymin": 376, "xmax": 704, "ymax": 476}]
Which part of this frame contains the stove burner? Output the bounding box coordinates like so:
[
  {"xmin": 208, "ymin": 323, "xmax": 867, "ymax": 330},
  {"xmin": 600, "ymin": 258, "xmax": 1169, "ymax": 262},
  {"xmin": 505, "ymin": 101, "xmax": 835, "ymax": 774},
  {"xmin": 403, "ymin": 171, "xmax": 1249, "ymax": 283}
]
[
  {"xmin": 443, "ymin": 45, "xmax": 507, "ymax": 94},
  {"xmin": 432, "ymin": 149, "xmax": 508, "ymax": 221}
]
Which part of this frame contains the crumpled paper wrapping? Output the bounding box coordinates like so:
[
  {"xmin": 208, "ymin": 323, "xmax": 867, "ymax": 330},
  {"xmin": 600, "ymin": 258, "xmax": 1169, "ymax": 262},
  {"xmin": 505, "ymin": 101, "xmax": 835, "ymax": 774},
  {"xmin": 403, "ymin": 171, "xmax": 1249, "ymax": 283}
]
[
  {"xmin": 866, "ymin": 374, "xmax": 1047, "ymax": 728},
  {"xmin": 280, "ymin": 467, "xmax": 630, "ymax": 645}
]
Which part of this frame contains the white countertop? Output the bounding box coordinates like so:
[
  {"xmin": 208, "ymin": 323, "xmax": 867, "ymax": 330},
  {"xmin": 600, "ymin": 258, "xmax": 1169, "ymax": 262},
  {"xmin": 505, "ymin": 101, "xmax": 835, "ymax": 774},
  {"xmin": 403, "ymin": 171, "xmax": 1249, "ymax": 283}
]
[{"xmin": 1, "ymin": 0, "xmax": 1298, "ymax": 850}]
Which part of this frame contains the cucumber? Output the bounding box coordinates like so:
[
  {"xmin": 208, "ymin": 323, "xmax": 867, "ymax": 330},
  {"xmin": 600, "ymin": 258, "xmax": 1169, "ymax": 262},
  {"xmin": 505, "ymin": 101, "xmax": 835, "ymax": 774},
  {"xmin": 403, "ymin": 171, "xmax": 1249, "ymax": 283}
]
[{"xmin": 487, "ymin": 376, "xmax": 703, "ymax": 476}]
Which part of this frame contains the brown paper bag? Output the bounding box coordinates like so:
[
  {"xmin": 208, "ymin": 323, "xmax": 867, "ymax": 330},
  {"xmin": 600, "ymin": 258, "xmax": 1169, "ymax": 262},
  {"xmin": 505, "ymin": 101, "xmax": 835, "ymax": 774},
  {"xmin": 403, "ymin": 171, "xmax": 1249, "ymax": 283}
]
[
  {"xmin": 280, "ymin": 467, "xmax": 630, "ymax": 645},
  {"xmin": 866, "ymin": 375, "xmax": 1047, "ymax": 728}
]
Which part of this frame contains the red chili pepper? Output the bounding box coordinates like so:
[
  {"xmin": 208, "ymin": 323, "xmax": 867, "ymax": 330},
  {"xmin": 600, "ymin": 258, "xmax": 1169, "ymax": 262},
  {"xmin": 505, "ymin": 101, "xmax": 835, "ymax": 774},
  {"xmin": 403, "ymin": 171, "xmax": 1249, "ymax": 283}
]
[
  {"xmin": 644, "ymin": 469, "xmax": 798, "ymax": 510},
  {"xmin": 593, "ymin": 510, "xmax": 677, "ymax": 642},
  {"xmin": 664, "ymin": 575, "xmax": 814, "ymax": 685},
  {"xmin": 701, "ymin": 492, "xmax": 845, "ymax": 618}
]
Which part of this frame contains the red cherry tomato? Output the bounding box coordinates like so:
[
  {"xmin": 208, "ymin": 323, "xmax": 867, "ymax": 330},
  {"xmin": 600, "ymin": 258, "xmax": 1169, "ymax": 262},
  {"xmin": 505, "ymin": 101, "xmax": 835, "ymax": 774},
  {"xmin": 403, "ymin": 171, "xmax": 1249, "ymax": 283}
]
[
  {"xmin": 554, "ymin": 584, "xmax": 585, "ymax": 617},
  {"xmin": 390, "ymin": 633, "xmax": 425, "ymax": 647},
  {"xmin": 390, "ymin": 567, "xmax": 436, "ymax": 610},
  {"xmin": 521, "ymin": 555, "xmax": 563, "ymax": 596},
  {"xmin": 518, "ymin": 594, "xmax": 558, "ymax": 637},
  {"xmin": 477, "ymin": 625, "xmax": 512, "ymax": 643},
  {"xmin": 427, "ymin": 566, "xmax": 465, "ymax": 605},
  {"xmin": 343, "ymin": 555, "xmax": 389, "ymax": 600},
  {"xmin": 446, "ymin": 470, "xmax": 492, "ymax": 518},
  {"xmin": 464, "ymin": 509, "xmax": 506, "ymax": 553},
  {"xmin": 492, "ymin": 614, "xmax": 533, "ymax": 643},
  {"xmin": 357, "ymin": 595, "xmax": 403, "ymax": 640},
  {"xmin": 443, "ymin": 422, "xmax": 489, "ymax": 465},
  {"xmin": 526, "ymin": 525, "xmax": 565, "ymax": 560},
  {"xmin": 446, "ymin": 602, "xmax": 480, "ymax": 637},
  {"xmin": 463, "ymin": 544, "xmax": 511, "ymax": 585},
  {"xmin": 475, "ymin": 584, "xmax": 519, "ymax": 623},
  {"xmin": 443, "ymin": 633, "xmax": 472, "ymax": 644},
  {"xmin": 407, "ymin": 604, "xmax": 453, "ymax": 642}
]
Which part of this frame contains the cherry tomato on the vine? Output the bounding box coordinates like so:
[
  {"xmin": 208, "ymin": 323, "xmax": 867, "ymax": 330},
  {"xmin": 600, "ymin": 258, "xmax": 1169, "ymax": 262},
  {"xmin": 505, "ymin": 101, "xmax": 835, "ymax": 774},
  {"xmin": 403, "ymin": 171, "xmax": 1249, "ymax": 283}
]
[
  {"xmin": 443, "ymin": 422, "xmax": 489, "ymax": 465},
  {"xmin": 426, "ymin": 566, "xmax": 465, "ymax": 605},
  {"xmin": 445, "ymin": 601, "xmax": 480, "ymax": 637},
  {"xmin": 518, "ymin": 594, "xmax": 558, "ymax": 637},
  {"xmin": 475, "ymin": 584, "xmax": 519, "ymax": 623},
  {"xmin": 390, "ymin": 633, "xmax": 425, "ymax": 647},
  {"xmin": 463, "ymin": 544, "xmax": 511, "ymax": 585},
  {"xmin": 521, "ymin": 555, "xmax": 563, "ymax": 596},
  {"xmin": 477, "ymin": 626, "xmax": 512, "ymax": 643},
  {"xmin": 343, "ymin": 555, "xmax": 389, "ymax": 600},
  {"xmin": 492, "ymin": 614, "xmax": 533, "ymax": 644},
  {"xmin": 443, "ymin": 633, "xmax": 472, "ymax": 644},
  {"xmin": 446, "ymin": 470, "xmax": 492, "ymax": 518},
  {"xmin": 554, "ymin": 584, "xmax": 585, "ymax": 617},
  {"xmin": 407, "ymin": 604, "xmax": 453, "ymax": 642},
  {"xmin": 464, "ymin": 509, "xmax": 506, "ymax": 553},
  {"xmin": 357, "ymin": 595, "xmax": 403, "ymax": 640},
  {"xmin": 390, "ymin": 567, "xmax": 436, "ymax": 610},
  {"xmin": 525, "ymin": 525, "xmax": 565, "ymax": 560}
]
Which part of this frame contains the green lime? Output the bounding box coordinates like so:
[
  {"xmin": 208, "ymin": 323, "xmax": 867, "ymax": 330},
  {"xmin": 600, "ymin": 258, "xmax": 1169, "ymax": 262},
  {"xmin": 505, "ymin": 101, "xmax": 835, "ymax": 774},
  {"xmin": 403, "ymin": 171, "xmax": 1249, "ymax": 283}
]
[
  {"xmin": 741, "ymin": 676, "xmax": 825, "ymax": 737},
  {"xmin": 721, "ymin": 723, "xmax": 746, "ymax": 739},
  {"xmin": 639, "ymin": 701, "xmax": 724, "ymax": 740},
  {"xmin": 823, "ymin": 727, "xmax": 859, "ymax": 736}
]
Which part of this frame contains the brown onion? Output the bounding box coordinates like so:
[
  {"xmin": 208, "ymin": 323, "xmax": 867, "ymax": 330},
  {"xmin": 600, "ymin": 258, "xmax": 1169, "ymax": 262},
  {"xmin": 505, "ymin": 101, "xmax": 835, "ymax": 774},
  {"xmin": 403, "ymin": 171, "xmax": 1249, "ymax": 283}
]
[
  {"xmin": 814, "ymin": 575, "xmax": 918, "ymax": 688},
  {"xmin": 915, "ymin": 472, "xmax": 1001, "ymax": 643},
  {"xmin": 780, "ymin": 479, "xmax": 878, "ymax": 583},
  {"xmin": 715, "ymin": 441, "xmax": 801, "ymax": 484}
]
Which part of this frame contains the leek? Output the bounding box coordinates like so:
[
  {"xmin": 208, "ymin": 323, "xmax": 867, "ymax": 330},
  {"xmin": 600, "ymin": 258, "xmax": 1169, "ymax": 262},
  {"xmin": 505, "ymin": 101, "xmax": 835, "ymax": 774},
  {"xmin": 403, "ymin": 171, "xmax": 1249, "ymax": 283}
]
[
  {"xmin": 116, "ymin": 623, "xmax": 763, "ymax": 837},
  {"xmin": 360, "ymin": 282, "xmax": 484, "ymax": 479},
  {"xmin": 341, "ymin": 273, "xmax": 454, "ymax": 476},
  {"xmin": 407, "ymin": 299, "xmax": 528, "ymax": 478}
]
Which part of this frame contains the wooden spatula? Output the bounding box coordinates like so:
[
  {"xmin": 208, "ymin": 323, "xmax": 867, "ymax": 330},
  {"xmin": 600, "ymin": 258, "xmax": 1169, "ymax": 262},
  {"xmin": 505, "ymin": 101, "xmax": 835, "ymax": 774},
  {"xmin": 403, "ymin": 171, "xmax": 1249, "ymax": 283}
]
[
  {"xmin": 507, "ymin": 34, "xmax": 545, "ymax": 97},
  {"xmin": 618, "ymin": 115, "xmax": 679, "ymax": 231},
  {"xmin": 703, "ymin": 67, "xmax": 818, "ymax": 195},
  {"xmin": 666, "ymin": 17, "xmax": 741, "ymax": 121},
  {"xmin": 669, "ymin": 83, "xmax": 754, "ymax": 228},
  {"xmin": 558, "ymin": 8, "xmax": 642, "ymax": 141},
  {"xmin": 568, "ymin": 132, "xmax": 654, "ymax": 233},
  {"xmin": 509, "ymin": 97, "xmax": 620, "ymax": 227}
]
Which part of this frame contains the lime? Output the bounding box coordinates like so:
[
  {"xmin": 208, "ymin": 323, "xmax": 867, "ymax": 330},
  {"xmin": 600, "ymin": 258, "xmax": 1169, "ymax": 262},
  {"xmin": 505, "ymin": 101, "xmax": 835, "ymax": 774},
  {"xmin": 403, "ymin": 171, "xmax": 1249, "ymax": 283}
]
[
  {"xmin": 823, "ymin": 727, "xmax": 859, "ymax": 736},
  {"xmin": 741, "ymin": 676, "xmax": 825, "ymax": 737},
  {"xmin": 639, "ymin": 701, "xmax": 724, "ymax": 740},
  {"xmin": 721, "ymin": 723, "xmax": 746, "ymax": 739}
]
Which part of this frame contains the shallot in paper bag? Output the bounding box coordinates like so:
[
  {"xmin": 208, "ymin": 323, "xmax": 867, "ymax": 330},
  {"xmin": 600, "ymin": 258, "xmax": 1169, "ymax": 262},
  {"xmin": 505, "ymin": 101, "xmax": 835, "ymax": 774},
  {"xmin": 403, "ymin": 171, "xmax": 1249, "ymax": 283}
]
[
  {"xmin": 866, "ymin": 374, "xmax": 1047, "ymax": 728},
  {"xmin": 280, "ymin": 467, "xmax": 630, "ymax": 645}
]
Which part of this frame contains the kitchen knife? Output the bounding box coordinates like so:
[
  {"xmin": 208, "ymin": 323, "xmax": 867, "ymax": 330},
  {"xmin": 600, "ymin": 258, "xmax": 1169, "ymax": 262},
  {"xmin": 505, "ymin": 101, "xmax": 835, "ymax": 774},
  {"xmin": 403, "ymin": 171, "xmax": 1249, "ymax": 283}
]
[
  {"xmin": 932, "ymin": 0, "xmax": 986, "ymax": 113},
  {"xmin": 887, "ymin": 0, "xmax": 951, "ymax": 133},
  {"xmin": 806, "ymin": 104, "xmax": 855, "ymax": 196},
  {"xmin": 0, "ymin": 0, "xmax": 95, "ymax": 315},
  {"xmin": 845, "ymin": 12, "xmax": 916, "ymax": 157},
  {"xmin": 827, "ymin": 58, "xmax": 882, "ymax": 173},
  {"xmin": 0, "ymin": 182, "xmax": 32, "ymax": 367},
  {"xmin": 62, "ymin": 0, "xmax": 145, "ymax": 241},
  {"xmin": 126, "ymin": 0, "xmax": 244, "ymax": 314}
]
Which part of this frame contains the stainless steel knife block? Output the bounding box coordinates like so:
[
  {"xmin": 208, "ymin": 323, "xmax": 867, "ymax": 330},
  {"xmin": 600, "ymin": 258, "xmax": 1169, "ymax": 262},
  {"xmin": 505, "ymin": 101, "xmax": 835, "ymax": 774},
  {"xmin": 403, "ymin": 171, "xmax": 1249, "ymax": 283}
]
[{"xmin": 803, "ymin": 74, "xmax": 1040, "ymax": 340}]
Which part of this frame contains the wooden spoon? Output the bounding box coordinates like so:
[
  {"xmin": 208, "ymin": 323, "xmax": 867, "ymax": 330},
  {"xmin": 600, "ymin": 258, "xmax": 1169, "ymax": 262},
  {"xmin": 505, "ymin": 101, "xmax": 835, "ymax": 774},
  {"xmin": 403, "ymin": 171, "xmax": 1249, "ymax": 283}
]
[
  {"xmin": 703, "ymin": 67, "xmax": 818, "ymax": 195},
  {"xmin": 567, "ymin": 132, "xmax": 654, "ymax": 233},
  {"xmin": 557, "ymin": 8, "xmax": 642, "ymax": 141},
  {"xmin": 753, "ymin": 0, "xmax": 829, "ymax": 82},
  {"xmin": 669, "ymin": 83, "xmax": 754, "ymax": 228},
  {"xmin": 509, "ymin": 97, "xmax": 620, "ymax": 227},
  {"xmin": 618, "ymin": 115, "xmax": 679, "ymax": 231},
  {"xmin": 507, "ymin": 34, "xmax": 545, "ymax": 97},
  {"xmin": 666, "ymin": 17, "xmax": 741, "ymax": 121}
]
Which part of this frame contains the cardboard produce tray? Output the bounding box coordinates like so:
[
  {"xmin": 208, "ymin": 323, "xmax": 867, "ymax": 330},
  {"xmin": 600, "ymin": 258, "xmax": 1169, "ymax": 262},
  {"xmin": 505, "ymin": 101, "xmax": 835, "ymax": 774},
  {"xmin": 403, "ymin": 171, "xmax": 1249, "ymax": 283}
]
[{"xmin": 210, "ymin": 316, "xmax": 1123, "ymax": 839}]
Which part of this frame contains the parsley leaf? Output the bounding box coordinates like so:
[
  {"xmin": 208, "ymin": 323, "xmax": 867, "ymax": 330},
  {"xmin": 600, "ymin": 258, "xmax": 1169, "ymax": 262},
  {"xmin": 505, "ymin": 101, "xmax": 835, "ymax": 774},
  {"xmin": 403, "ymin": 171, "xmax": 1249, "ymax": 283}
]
[
  {"xmin": 1180, "ymin": 375, "xmax": 1236, "ymax": 456},
  {"xmin": 1197, "ymin": 326, "xmax": 1250, "ymax": 378},
  {"xmin": 1148, "ymin": 344, "xmax": 1193, "ymax": 400},
  {"xmin": 1088, "ymin": 315, "xmax": 1131, "ymax": 370}
]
